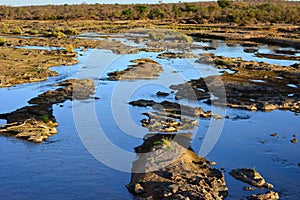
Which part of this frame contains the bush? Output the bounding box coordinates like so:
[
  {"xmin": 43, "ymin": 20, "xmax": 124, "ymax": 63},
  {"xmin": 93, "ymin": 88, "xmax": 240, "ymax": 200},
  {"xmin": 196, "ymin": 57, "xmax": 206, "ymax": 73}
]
[
  {"xmin": 65, "ymin": 44, "xmax": 74, "ymax": 53},
  {"xmin": 0, "ymin": 37, "xmax": 7, "ymax": 46},
  {"xmin": 64, "ymin": 28, "xmax": 79, "ymax": 35},
  {"xmin": 52, "ymin": 31, "xmax": 66, "ymax": 38},
  {"xmin": 13, "ymin": 27, "xmax": 23, "ymax": 35},
  {"xmin": 27, "ymin": 29, "xmax": 39, "ymax": 35}
]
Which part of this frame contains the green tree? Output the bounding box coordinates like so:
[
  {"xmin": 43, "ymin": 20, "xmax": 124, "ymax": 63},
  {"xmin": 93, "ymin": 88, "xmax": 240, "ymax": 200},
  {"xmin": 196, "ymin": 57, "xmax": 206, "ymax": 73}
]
[
  {"xmin": 217, "ymin": 0, "xmax": 231, "ymax": 9},
  {"xmin": 122, "ymin": 9, "xmax": 133, "ymax": 20},
  {"xmin": 135, "ymin": 5, "xmax": 149, "ymax": 19}
]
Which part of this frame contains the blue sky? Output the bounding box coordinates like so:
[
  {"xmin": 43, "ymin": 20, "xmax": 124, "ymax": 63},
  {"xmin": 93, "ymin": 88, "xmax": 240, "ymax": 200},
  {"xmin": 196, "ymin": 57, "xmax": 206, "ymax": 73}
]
[{"xmin": 1, "ymin": 0, "xmax": 213, "ymax": 7}]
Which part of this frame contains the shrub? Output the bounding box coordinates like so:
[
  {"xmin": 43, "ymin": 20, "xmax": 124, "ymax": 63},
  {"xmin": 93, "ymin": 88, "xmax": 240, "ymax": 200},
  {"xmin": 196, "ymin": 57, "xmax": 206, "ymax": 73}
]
[
  {"xmin": 13, "ymin": 27, "xmax": 23, "ymax": 35},
  {"xmin": 0, "ymin": 37, "xmax": 7, "ymax": 46},
  {"xmin": 64, "ymin": 28, "xmax": 79, "ymax": 35},
  {"xmin": 27, "ymin": 29, "xmax": 39, "ymax": 35},
  {"xmin": 65, "ymin": 44, "xmax": 74, "ymax": 53},
  {"xmin": 217, "ymin": 0, "xmax": 231, "ymax": 9},
  {"xmin": 52, "ymin": 31, "xmax": 66, "ymax": 38}
]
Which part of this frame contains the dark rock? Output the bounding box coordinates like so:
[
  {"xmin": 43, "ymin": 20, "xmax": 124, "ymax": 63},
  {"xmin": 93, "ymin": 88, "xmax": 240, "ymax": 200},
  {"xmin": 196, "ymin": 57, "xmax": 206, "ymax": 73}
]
[
  {"xmin": 244, "ymin": 48, "xmax": 258, "ymax": 53},
  {"xmin": 0, "ymin": 79, "xmax": 95, "ymax": 143},
  {"xmin": 156, "ymin": 91, "xmax": 170, "ymax": 97},
  {"xmin": 157, "ymin": 52, "xmax": 198, "ymax": 59},
  {"xmin": 255, "ymin": 53, "xmax": 300, "ymax": 60}
]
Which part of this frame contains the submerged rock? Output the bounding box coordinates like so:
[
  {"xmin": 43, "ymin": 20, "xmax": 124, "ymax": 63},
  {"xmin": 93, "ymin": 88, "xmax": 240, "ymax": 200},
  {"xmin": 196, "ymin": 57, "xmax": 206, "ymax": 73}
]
[
  {"xmin": 127, "ymin": 133, "xmax": 228, "ymax": 199},
  {"xmin": 247, "ymin": 191, "xmax": 279, "ymax": 200},
  {"xmin": 230, "ymin": 168, "xmax": 273, "ymax": 189}
]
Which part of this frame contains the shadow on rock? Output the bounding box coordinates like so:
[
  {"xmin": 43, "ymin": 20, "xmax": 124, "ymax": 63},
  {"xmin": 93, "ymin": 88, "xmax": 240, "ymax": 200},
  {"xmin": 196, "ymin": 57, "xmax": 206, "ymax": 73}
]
[
  {"xmin": 126, "ymin": 133, "xmax": 228, "ymax": 200},
  {"xmin": 0, "ymin": 79, "xmax": 95, "ymax": 143}
]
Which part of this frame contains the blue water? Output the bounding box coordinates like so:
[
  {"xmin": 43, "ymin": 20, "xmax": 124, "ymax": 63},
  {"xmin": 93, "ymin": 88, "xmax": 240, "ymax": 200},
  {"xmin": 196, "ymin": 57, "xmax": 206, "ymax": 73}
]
[{"xmin": 0, "ymin": 37, "xmax": 299, "ymax": 199}]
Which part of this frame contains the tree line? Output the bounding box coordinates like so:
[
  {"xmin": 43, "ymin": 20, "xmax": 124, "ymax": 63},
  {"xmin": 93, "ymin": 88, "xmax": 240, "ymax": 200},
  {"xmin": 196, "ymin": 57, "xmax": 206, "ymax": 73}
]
[{"xmin": 0, "ymin": 1, "xmax": 299, "ymax": 24}]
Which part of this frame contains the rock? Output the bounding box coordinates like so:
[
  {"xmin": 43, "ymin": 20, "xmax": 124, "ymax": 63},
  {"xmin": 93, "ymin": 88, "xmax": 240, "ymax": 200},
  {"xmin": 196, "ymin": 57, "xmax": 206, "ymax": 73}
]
[
  {"xmin": 0, "ymin": 79, "xmax": 95, "ymax": 143},
  {"xmin": 156, "ymin": 91, "xmax": 170, "ymax": 97},
  {"xmin": 255, "ymin": 53, "xmax": 300, "ymax": 61},
  {"xmin": 140, "ymin": 112, "xmax": 197, "ymax": 133},
  {"xmin": 127, "ymin": 133, "xmax": 228, "ymax": 199},
  {"xmin": 170, "ymin": 54, "xmax": 300, "ymax": 113},
  {"xmin": 244, "ymin": 48, "xmax": 258, "ymax": 53},
  {"xmin": 291, "ymin": 138, "xmax": 298, "ymax": 143},
  {"xmin": 243, "ymin": 186, "xmax": 256, "ymax": 191},
  {"xmin": 29, "ymin": 79, "xmax": 95, "ymax": 104},
  {"xmin": 270, "ymin": 133, "xmax": 279, "ymax": 137},
  {"xmin": 130, "ymin": 99, "xmax": 213, "ymax": 119},
  {"xmin": 230, "ymin": 168, "xmax": 273, "ymax": 189},
  {"xmin": 134, "ymin": 184, "xmax": 144, "ymax": 194},
  {"xmin": 247, "ymin": 191, "xmax": 279, "ymax": 200},
  {"xmin": 157, "ymin": 52, "xmax": 198, "ymax": 59},
  {"xmin": 214, "ymin": 115, "xmax": 223, "ymax": 119},
  {"xmin": 108, "ymin": 58, "xmax": 163, "ymax": 80}
]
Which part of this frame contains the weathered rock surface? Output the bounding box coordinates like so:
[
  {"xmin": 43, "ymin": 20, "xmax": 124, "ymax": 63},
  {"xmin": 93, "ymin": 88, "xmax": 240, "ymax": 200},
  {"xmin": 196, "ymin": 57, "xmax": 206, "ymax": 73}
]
[
  {"xmin": 0, "ymin": 47, "xmax": 78, "ymax": 88},
  {"xmin": 141, "ymin": 112, "xmax": 198, "ymax": 133},
  {"xmin": 229, "ymin": 168, "xmax": 273, "ymax": 189},
  {"xmin": 127, "ymin": 133, "xmax": 228, "ymax": 200},
  {"xmin": 255, "ymin": 53, "xmax": 300, "ymax": 60},
  {"xmin": 29, "ymin": 79, "xmax": 95, "ymax": 104},
  {"xmin": 157, "ymin": 52, "xmax": 198, "ymax": 59},
  {"xmin": 108, "ymin": 58, "xmax": 163, "ymax": 80},
  {"xmin": 171, "ymin": 53, "xmax": 300, "ymax": 113},
  {"xmin": 129, "ymin": 99, "xmax": 214, "ymax": 118},
  {"xmin": 247, "ymin": 191, "xmax": 279, "ymax": 200},
  {"xmin": 0, "ymin": 79, "xmax": 95, "ymax": 143}
]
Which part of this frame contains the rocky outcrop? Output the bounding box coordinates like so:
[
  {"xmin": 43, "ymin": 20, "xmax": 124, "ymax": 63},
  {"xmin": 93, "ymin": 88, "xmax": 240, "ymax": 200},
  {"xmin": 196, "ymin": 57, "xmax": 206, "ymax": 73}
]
[
  {"xmin": 157, "ymin": 52, "xmax": 198, "ymax": 59},
  {"xmin": 255, "ymin": 53, "xmax": 300, "ymax": 60},
  {"xmin": 108, "ymin": 58, "xmax": 163, "ymax": 80},
  {"xmin": 29, "ymin": 79, "xmax": 95, "ymax": 104},
  {"xmin": 0, "ymin": 47, "xmax": 78, "ymax": 88},
  {"xmin": 171, "ymin": 54, "xmax": 300, "ymax": 113},
  {"xmin": 247, "ymin": 191, "xmax": 279, "ymax": 200},
  {"xmin": 129, "ymin": 99, "xmax": 214, "ymax": 118},
  {"xmin": 230, "ymin": 168, "xmax": 273, "ymax": 189},
  {"xmin": 127, "ymin": 133, "xmax": 228, "ymax": 200},
  {"xmin": 141, "ymin": 112, "xmax": 198, "ymax": 133},
  {"xmin": 0, "ymin": 79, "xmax": 95, "ymax": 143}
]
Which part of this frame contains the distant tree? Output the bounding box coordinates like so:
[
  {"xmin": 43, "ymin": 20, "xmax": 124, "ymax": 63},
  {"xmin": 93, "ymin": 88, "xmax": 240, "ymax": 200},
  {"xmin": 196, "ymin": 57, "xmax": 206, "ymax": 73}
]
[
  {"xmin": 122, "ymin": 9, "xmax": 133, "ymax": 20},
  {"xmin": 217, "ymin": 0, "xmax": 231, "ymax": 9},
  {"xmin": 135, "ymin": 5, "xmax": 149, "ymax": 19}
]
